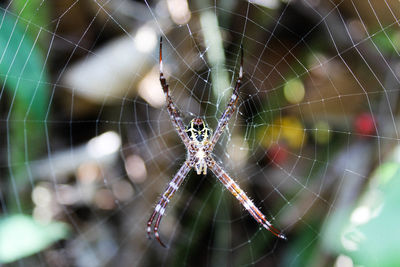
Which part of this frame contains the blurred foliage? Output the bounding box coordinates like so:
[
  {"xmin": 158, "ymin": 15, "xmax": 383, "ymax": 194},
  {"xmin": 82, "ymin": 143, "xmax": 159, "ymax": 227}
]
[
  {"xmin": 346, "ymin": 161, "xmax": 400, "ymax": 266},
  {"xmin": 1, "ymin": 0, "xmax": 399, "ymax": 266},
  {"xmin": 318, "ymin": 147, "xmax": 400, "ymax": 267},
  {"xmin": 371, "ymin": 28, "xmax": 400, "ymax": 55},
  {"xmin": 0, "ymin": 8, "xmax": 48, "ymax": 118},
  {"xmin": 258, "ymin": 116, "xmax": 306, "ymax": 149},
  {"xmin": 0, "ymin": 8, "xmax": 49, "ymax": 211},
  {"xmin": 0, "ymin": 214, "xmax": 69, "ymax": 263},
  {"xmin": 283, "ymin": 78, "xmax": 305, "ymax": 104},
  {"xmin": 11, "ymin": 0, "xmax": 50, "ymax": 46},
  {"xmin": 312, "ymin": 121, "xmax": 331, "ymax": 145}
]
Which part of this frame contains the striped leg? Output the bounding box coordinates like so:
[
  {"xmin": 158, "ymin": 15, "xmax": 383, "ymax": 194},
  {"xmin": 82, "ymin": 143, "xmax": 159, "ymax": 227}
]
[
  {"xmin": 159, "ymin": 37, "xmax": 191, "ymax": 146},
  {"xmin": 147, "ymin": 161, "xmax": 191, "ymax": 247},
  {"xmin": 207, "ymin": 158, "xmax": 286, "ymax": 240},
  {"xmin": 210, "ymin": 46, "xmax": 243, "ymax": 150}
]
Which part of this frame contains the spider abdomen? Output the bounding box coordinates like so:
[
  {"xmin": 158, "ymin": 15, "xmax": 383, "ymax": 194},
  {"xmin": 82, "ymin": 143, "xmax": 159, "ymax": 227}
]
[{"xmin": 193, "ymin": 146, "xmax": 208, "ymax": 175}]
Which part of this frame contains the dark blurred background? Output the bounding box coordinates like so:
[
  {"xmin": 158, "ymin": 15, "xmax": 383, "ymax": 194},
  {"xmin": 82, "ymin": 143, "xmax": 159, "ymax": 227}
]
[{"xmin": 1, "ymin": 0, "xmax": 400, "ymax": 266}]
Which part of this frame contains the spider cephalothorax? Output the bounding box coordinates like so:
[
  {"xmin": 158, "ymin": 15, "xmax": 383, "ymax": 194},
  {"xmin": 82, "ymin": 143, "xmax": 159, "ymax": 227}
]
[
  {"xmin": 185, "ymin": 118, "xmax": 212, "ymax": 143},
  {"xmin": 147, "ymin": 37, "xmax": 286, "ymax": 247}
]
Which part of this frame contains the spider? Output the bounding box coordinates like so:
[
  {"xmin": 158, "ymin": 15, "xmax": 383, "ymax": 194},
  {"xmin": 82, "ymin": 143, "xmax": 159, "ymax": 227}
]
[{"xmin": 147, "ymin": 37, "xmax": 287, "ymax": 247}]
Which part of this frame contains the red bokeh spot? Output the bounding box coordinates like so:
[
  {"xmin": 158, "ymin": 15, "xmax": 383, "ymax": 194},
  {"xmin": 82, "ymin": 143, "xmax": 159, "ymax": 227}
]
[
  {"xmin": 267, "ymin": 144, "xmax": 288, "ymax": 166},
  {"xmin": 354, "ymin": 113, "xmax": 376, "ymax": 136}
]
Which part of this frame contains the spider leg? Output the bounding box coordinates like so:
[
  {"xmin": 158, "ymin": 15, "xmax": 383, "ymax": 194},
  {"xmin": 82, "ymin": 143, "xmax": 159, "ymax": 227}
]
[
  {"xmin": 147, "ymin": 161, "xmax": 191, "ymax": 247},
  {"xmin": 159, "ymin": 37, "xmax": 191, "ymax": 147},
  {"xmin": 207, "ymin": 158, "xmax": 287, "ymax": 240},
  {"xmin": 210, "ymin": 45, "xmax": 243, "ymax": 150}
]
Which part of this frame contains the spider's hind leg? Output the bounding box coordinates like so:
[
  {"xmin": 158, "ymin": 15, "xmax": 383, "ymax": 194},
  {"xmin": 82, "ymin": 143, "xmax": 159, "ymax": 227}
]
[
  {"xmin": 207, "ymin": 158, "xmax": 287, "ymax": 240},
  {"xmin": 147, "ymin": 161, "xmax": 191, "ymax": 247}
]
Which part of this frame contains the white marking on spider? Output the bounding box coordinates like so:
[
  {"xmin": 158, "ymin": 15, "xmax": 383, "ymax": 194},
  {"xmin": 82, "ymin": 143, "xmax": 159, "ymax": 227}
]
[
  {"xmin": 194, "ymin": 149, "xmax": 208, "ymax": 175},
  {"xmin": 169, "ymin": 181, "xmax": 178, "ymax": 190}
]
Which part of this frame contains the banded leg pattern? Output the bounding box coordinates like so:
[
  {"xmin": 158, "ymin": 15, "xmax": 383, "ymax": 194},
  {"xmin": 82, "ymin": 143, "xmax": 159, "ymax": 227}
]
[
  {"xmin": 159, "ymin": 37, "xmax": 190, "ymax": 145},
  {"xmin": 210, "ymin": 46, "xmax": 243, "ymax": 150},
  {"xmin": 208, "ymin": 159, "xmax": 286, "ymax": 240},
  {"xmin": 147, "ymin": 161, "xmax": 191, "ymax": 247}
]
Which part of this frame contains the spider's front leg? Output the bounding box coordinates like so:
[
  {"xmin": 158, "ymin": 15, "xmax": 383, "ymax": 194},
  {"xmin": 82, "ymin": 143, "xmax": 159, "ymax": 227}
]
[
  {"xmin": 210, "ymin": 45, "xmax": 243, "ymax": 150},
  {"xmin": 207, "ymin": 158, "xmax": 286, "ymax": 240},
  {"xmin": 159, "ymin": 37, "xmax": 191, "ymax": 147},
  {"xmin": 147, "ymin": 161, "xmax": 192, "ymax": 247}
]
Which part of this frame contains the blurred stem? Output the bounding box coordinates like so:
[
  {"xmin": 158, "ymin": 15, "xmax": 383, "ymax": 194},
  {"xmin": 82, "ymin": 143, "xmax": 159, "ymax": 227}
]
[
  {"xmin": 198, "ymin": 8, "xmax": 234, "ymax": 264},
  {"xmin": 210, "ymin": 189, "xmax": 231, "ymax": 266},
  {"xmin": 200, "ymin": 10, "xmax": 232, "ymax": 263},
  {"xmin": 172, "ymin": 182, "xmax": 229, "ymax": 266},
  {"xmin": 200, "ymin": 11, "xmax": 230, "ymax": 107}
]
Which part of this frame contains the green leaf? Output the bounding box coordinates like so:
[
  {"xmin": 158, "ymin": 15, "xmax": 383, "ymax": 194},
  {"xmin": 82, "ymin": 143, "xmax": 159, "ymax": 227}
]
[
  {"xmin": 346, "ymin": 162, "xmax": 400, "ymax": 266},
  {"xmin": 0, "ymin": 9, "xmax": 49, "ymax": 211},
  {"xmin": 0, "ymin": 214, "xmax": 69, "ymax": 263},
  {"xmin": 319, "ymin": 145, "xmax": 400, "ymax": 267},
  {"xmin": 371, "ymin": 28, "xmax": 400, "ymax": 55},
  {"xmin": 11, "ymin": 0, "xmax": 50, "ymax": 46},
  {"xmin": 0, "ymin": 9, "xmax": 48, "ymax": 119}
]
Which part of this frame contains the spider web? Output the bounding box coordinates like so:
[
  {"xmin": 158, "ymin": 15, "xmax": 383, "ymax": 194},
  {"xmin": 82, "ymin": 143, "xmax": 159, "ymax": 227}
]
[{"xmin": 1, "ymin": 0, "xmax": 400, "ymax": 266}]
